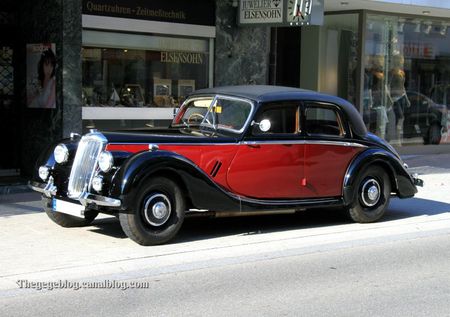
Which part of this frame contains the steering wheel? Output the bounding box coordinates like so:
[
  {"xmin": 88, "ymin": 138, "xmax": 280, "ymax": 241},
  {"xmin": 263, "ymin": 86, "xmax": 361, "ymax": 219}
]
[{"xmin": 187, "ymin": 113, "xmax": 211, "ymax": 125}]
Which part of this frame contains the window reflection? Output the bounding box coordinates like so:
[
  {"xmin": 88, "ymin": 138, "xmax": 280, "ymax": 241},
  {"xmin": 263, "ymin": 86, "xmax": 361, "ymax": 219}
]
[
  {"xmin": 364, "ymin": 15, "xmax": 450, "ymax": 145},
  {"xmin": 82, "ymin": 45, "xmax": 209, "ymax": 108}
]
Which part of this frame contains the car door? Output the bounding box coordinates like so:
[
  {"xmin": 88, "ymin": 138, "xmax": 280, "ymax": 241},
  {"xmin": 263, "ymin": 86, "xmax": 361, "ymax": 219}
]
[
  {"xmin": 227, "ymin": 101, "xmax": 305, "ymax": 199},
  {"xmin": 303, "ymin": 102, "xmax": 365, "ymax": 198}
]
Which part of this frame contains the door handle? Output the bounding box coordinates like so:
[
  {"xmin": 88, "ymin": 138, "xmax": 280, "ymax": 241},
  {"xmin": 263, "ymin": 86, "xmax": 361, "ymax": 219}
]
[{"xmin": 244, "ymin": 141, "xmax": 260, "ymax": 148}]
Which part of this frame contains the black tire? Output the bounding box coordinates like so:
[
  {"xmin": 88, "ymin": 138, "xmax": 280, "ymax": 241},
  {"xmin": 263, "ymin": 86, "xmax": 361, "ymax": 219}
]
[
  {"xmin": 119, "ymin": 177, "xmax": 185, "ymax": 246},
  {"xmin": 347, "ymin": 165, "xmax": 391, "ymax": 223},
  {"xmin": 426, "ymin": 124, "xmax": 441, "ymax": 145},
  {"xmin": 43, "ymin": 197, "xmax": 98, "ymax": 227}
]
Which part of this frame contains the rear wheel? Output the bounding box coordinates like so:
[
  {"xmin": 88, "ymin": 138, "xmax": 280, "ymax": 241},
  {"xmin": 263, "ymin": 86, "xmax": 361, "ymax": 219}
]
[
  {"xmin": 119, "ymin": 177, "xmax": 185, "ymax": 246},
  {"xmin": 43, "ymin": 197, "xmax": 98, "ymax": 227},
  {"xmin": 347, "ymin": 165, "xmax": 391, "ymax": 223}
]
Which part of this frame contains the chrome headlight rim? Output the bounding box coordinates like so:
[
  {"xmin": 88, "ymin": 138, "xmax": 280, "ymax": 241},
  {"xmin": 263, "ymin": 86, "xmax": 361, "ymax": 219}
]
[
  {"xmin": 98, "ymin": 151, "xmax": 114, "ymax": 173},
  {"xmin": 54, "ymin": 144, "xmax": 69, "ymax": 164}
]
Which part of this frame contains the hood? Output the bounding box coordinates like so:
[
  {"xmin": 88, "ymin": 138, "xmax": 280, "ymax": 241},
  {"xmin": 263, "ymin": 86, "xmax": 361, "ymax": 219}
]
[{"xmin": 101, "ymin": 128, "xmax": 238, "ymax": 144}]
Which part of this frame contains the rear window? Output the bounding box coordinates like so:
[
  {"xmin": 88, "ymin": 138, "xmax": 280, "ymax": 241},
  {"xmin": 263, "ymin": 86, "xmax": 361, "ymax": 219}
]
[{"xmin": 305, "ymin": 106, "xmax": 345, "ymax": 137}]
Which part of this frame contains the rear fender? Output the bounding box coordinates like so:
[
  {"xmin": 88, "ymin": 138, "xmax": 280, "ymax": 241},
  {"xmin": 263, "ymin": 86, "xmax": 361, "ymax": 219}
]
[{"xmin": 342, "ymin": 148, "xmax": 417, "ymax": 205}]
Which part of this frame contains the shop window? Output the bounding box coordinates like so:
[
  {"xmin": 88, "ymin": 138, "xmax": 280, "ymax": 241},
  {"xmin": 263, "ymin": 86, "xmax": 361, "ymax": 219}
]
[
  {"xmin": 364, "ymin": 14, "xmax": 450, "ymax": 146},
  {"xmin": 82, "ymin": 32, "xmax": 210, "ymax": 108}
]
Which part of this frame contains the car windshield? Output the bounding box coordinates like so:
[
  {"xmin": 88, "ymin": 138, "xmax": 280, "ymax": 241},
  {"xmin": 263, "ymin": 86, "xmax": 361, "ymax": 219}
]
[
  {"xmin": 203, "ymin": 97, "xmax": 253, "ymax": 133},
  {"xmin": 173, "ymin": 96, "xmax": 253, "ymax": 133}
]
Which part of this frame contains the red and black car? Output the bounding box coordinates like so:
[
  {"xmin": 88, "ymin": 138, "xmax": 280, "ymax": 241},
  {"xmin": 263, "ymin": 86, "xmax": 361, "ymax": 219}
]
[{"xmin": 30, "ymin": 85, "xmax": 423, "ymax": 245}]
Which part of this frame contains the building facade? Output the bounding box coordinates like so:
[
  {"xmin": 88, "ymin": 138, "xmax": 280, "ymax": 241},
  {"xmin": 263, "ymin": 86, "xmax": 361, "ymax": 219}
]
[{"xmin": 1, "ymin": 0, "xmax": 450, "ymax": 179}]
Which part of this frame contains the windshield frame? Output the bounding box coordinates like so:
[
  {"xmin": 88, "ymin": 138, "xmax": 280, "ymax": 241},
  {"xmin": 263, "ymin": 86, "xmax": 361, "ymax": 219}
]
[
  {"xmin": 173, "ymin": 94, "xmax": 255, "ymax": 135},
  {"xmin": 201, "ymin": 94, "xmax": 255, "ymax": 134}
]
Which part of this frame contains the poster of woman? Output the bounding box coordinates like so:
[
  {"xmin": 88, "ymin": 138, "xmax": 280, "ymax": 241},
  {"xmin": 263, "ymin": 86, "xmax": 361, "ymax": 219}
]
[{"xmin": 27, "ymin": 43, "xmax": 56, "ymax": 109}]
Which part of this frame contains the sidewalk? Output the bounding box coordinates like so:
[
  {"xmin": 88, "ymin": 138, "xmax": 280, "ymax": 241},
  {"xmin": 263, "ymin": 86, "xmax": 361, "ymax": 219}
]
[{"xmin": 0, "ymin": 171, "xmax": 450, "ymax": 293}]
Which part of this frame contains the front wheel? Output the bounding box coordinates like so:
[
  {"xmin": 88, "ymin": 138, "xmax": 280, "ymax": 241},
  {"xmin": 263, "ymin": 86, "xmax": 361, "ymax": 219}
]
[
  {"xmin": 347, "ymin": 165, "xmax": 391, "ymax": 223},
  {"xmin": 119, "ymin": 177, "xmax": 185, "ymax": 246}
]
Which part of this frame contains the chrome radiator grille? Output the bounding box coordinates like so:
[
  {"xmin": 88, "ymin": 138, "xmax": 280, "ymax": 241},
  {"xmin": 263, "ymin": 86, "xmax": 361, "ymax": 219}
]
[{"xmin": 67, "ymin": 133, "xmax": 106, "ymax": 199}]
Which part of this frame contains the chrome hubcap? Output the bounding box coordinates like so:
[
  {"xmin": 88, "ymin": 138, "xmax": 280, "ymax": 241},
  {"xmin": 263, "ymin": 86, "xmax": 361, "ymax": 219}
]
[
  {"xmin": 143, "ymin": 194, "xmax": 171, "ymax": 226},
  {"xmin": 361, "ymin": 178, "xmax": 381, "ymax": 207}
]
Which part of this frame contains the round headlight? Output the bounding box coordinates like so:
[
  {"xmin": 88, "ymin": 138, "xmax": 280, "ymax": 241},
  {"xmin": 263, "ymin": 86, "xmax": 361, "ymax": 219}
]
[
  {"xmin": 92, "ymin": 175, "xmax": 103, "ymax": 192},
  {"xmin": 38, "ymin": 166, "xmax": 50, "ymax": 181},
  {"xmin": 98, "ymin": 151, "xmax": 114, "ymax": 172},
  {"xmin": 54, "ymin": 144, "xmax": 69, "ymax": 164}
]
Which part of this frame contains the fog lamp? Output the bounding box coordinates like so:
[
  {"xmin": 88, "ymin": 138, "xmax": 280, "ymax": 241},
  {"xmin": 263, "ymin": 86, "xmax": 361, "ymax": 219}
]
[
  {"xmin": 54, "ymin": 144, "xmax": 69, "ymax": 164},
  {"xmin": 98, "ymin": 151, "xmax": 114, "ymax": 172},
  {"xmin": 92, "ymin": 175, "xmax": 103, "ymax": 192},
  {"xmin": 39, "ymin": 166, "xmax": 50, "ymax": 181}
]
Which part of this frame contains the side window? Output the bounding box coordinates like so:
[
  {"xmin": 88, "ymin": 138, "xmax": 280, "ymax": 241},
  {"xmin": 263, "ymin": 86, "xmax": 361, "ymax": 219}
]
[
  {"xmin": 305, "ymin": 105, "xmax": 345, "ymax": 137},
  {"xmin": 253, "ymin": 104, "xmax": 298, "ymax": 135}
]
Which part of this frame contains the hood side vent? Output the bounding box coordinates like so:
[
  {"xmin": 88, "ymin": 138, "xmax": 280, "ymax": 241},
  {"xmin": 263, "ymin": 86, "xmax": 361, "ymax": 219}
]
[{"xmin": 210, "ymin": 161, "xmax": 223, "ymax": 178}]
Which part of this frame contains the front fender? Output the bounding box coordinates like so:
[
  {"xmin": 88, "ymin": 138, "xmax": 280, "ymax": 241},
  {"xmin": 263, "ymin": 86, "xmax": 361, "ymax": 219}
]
[
  {"xmin": 342, "ymin": 148, "xmax": 417, "ymax": 205},
  {"xmin": 110, "ymin": 150, "xmax": 241, "ymax": 212}
]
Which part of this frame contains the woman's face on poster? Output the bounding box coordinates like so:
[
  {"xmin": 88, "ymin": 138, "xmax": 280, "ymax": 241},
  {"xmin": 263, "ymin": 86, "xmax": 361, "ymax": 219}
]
[{"xmin": 43, "ymin": 60, "xmax": 54, "ymax": 78}]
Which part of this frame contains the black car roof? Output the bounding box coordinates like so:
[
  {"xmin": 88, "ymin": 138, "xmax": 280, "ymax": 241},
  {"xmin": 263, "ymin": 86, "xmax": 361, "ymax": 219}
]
[{"xmin": 192, "ymin": 85, "xmax": 368, "ymax": 137}]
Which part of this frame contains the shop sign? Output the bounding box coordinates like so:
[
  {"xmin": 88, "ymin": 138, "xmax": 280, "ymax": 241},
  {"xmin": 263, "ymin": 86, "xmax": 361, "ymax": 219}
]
[
  {"xmin": 82, "ymin": 0, "xmax": 215, "ymax": 26},
  {"xmin": 160, "ymin": 51, "xmax": 205, "ymax": 65},
  {"xmin": 403, "ymin": 42, "xmax": 436, "ymax": 59},
  {"xmin": 239, "ymin": 0, "xmax": 283, "ymax": 24},
  {"xmin": 239, "ymin": 0, "xmax": 323, "ymax": 26}
]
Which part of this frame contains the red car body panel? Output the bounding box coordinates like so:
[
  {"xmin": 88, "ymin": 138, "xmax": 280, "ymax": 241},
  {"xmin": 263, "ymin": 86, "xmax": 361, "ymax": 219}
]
[
  {"xmin": 106, "ymin": 143, "xmax": 239, "ymax": 191},
  {"xmin": 304, "ymin": 144, "xmax": 364, "ymax": 197},
  {"xmin": 107, "ymin": 142, "xmax": 363, "ymax": 200}
]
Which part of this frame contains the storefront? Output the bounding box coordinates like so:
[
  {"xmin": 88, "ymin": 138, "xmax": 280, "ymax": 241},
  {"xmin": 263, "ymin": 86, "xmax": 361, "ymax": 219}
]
[
  {"xmin": 307, "ymin": 7, "xmax": 450, "ymax": 148},
  {"xmin": 81, "ymin": 0, "xmax": 216, "ymax": 131}
]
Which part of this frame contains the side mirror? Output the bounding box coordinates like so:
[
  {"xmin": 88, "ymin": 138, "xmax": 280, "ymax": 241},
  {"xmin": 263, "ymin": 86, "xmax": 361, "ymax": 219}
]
[{"xmin": 252, "ymin": 119, "xmax": 271, "ymax": 132}]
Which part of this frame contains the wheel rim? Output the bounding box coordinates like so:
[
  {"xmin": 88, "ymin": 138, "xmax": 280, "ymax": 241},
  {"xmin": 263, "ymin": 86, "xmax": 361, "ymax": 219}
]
[
  {"xmin": 360, "ymin": 178, "xmax": 381, "ymax": 207},
  {"xmin": 143, "ymin": 193, "xmax": 172, "ymax": 227}
]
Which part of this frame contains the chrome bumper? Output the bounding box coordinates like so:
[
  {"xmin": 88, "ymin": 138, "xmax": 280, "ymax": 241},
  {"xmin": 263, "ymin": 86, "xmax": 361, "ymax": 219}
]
[
  {"xmin": 29, "ymin": 180, "xmax": 121, "ymax": 208},
  {"xmin": 411, "ymin": 173, "xmax": 424, "ymax": 187}
]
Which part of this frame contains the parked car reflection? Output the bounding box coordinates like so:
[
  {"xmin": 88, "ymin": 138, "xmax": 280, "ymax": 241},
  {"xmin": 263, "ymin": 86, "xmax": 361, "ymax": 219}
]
[{"xmin": 404, "ymin": 91, "xmax": 447, "ymax": 145}]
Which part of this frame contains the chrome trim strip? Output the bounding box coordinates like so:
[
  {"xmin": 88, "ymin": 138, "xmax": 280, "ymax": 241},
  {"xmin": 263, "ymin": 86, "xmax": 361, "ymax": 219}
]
[
  {"xmin": 108, "ymin": 142, "xmax": 238, "ymax": 146},
  {"xmin": 108, "ymin": 140, "xmax": 367, "ymax": 147},
  {"xmin": 241, "ymin": 140, "xmax": 368, "ymax": 148}
]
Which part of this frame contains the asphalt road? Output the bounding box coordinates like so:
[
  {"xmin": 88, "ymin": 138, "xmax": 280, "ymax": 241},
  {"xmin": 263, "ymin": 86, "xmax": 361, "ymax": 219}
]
[
  {"xmin": 0, "ymin": 172, "xmax": 450, "ymax": 316},
  {"xmin": 1, "ymin": 233, "xmax": 450, "ymax": 316}
]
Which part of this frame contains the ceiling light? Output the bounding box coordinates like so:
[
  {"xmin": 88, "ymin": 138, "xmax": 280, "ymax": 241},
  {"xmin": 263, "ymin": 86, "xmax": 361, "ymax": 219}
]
[
  {"xmin": 398, "ymin": 18, "xmax": 405, "ymax": 33},
  {"xmin": 414, "ymin": 20, "xmax": 421, "ymax": 33},
  {"xmin": 423, "ymin": 21, "xmax": 432, "ymax": 34}
]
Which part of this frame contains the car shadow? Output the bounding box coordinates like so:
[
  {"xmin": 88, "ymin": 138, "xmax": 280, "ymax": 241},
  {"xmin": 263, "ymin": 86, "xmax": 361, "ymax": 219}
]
[{"xmin": 86, "ymin": 197, "xmax": 450, "ymax": 244}]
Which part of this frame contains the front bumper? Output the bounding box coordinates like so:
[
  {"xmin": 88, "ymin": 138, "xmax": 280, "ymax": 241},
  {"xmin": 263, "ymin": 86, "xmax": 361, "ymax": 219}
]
[{"xmin": 29, "ymin": 180, "xmax": 121, "ymax": 208}]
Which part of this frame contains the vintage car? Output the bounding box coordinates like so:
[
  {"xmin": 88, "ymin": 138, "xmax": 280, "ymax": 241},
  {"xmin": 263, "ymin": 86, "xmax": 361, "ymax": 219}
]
[{"xmin": 30, "ymin": 85, "xmax": 423, "ymax": 245}]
